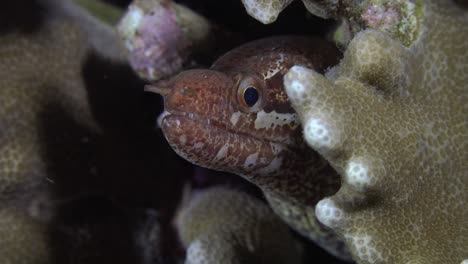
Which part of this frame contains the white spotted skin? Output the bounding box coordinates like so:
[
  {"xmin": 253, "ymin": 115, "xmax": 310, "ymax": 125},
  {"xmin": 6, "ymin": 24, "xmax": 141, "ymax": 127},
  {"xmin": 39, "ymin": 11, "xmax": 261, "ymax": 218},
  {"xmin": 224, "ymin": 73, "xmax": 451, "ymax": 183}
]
[
  {"xmin": 270, "ymin": 142, "xmax": 285, "ymax": 155},
  {"xmin": 254, "ymin": 110, "xmax": 299, "ymax": 130},
  {"xmin": 257, "ymin": 156, "xmax": 282, "ymax": 175},
  {"xmin": 263, "ymin": 53, "xmax": 286, "ymax": 80},
  {"xmin": 244, "ymin": 152, "xmax": 259, "ymax": 169},
  {"xmin": 194, "ymin": 142, "xmax": 205, "ymax": 149},
  {"xmin": 230, "ymin": 111, "xmax": 241, "ymax": 126},
  {"xmin": 215, "ymin": 145, "xmax": 229, "ymax": 161},
  {"xmin": 263, "ymin": 67, "xmax": 281, "ymax": 80},
  {"xmin": 179, "ymin": 135, "xmax": 187, "ymax": 145}
]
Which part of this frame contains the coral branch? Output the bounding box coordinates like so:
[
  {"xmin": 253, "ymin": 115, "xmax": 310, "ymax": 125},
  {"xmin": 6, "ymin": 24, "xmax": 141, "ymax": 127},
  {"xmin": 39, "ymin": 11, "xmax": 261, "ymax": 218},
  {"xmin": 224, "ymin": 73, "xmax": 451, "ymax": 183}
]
[
  {"xmin": 175, "ymin": 187, "xmax": 303, "ymax": 263},
  {"xmin": 284, "ymin": 1, "xmax": 468, "ymax": 263}
]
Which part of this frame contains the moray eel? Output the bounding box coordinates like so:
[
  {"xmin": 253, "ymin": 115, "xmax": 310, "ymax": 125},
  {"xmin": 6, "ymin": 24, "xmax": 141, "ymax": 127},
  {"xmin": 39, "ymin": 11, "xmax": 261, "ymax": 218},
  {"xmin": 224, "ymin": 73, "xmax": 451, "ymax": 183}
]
[{"xmin": 148, "ymin": 36, "xmax": 350, "ymax": 259}]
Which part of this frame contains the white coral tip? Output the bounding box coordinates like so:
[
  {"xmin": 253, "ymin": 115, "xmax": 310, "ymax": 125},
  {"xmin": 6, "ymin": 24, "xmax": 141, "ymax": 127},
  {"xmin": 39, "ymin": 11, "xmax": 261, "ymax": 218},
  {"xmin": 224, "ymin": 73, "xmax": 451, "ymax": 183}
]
[
  {"xmin": 303, "ymin": 118, "xmax": 338, "ymax": 150},
  {"xmin": 315, "ymin": 198, "xmax": 344, "ymax": 228},
  {"xmin": 346, "ymin": 160, "xmax": 373, "ymax": 190}
]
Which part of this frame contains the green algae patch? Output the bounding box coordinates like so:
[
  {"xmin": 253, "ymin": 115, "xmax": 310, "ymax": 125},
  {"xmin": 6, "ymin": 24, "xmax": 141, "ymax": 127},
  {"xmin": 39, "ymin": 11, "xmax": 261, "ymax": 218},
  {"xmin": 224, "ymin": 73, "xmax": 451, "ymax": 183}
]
[{"xmin": 74, "ymin": 0, "xmax": 123, "ymax": 25}]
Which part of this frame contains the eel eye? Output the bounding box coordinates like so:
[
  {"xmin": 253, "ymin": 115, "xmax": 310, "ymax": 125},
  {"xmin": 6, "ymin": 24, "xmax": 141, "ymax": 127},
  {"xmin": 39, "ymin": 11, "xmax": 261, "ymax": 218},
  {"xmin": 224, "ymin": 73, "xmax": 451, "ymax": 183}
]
[
  {"xmin": 237, "ymin": 76, "xmax": 264, "ymax": 112},
  {"xmin": 243, "ymin": 86, "xmax": 259, "ymax": 107}
]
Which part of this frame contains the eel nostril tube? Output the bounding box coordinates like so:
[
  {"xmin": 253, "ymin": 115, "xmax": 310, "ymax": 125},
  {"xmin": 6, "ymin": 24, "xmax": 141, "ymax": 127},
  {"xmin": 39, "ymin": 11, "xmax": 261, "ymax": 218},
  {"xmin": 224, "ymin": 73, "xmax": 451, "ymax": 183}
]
[{"xmin": 144, "ymin": 84, "xmax": 171, "ymax": 96}]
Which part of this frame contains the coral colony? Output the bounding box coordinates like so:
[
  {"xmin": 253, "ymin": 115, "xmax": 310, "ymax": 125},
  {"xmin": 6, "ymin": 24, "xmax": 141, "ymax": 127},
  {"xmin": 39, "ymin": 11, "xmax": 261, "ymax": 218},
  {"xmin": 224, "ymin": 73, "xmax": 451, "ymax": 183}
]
[{"xmin": 0, "ymin": 0, "xmax": 466, "ymax": 263}]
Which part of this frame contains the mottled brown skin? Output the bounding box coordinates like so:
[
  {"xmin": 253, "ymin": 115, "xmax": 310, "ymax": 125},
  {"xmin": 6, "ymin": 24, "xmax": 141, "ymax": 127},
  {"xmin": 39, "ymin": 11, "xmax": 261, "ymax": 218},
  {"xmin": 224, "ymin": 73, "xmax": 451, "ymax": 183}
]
[{"xmin": 156, "ymin": 36, "xmax": 350, "ymax": 258}]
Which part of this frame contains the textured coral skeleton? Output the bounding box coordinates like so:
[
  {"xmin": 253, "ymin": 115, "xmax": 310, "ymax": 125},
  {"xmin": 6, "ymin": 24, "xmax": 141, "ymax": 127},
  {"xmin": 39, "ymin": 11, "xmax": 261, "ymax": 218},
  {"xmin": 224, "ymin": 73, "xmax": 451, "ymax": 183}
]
[
  {"xmin": 283, "ymin": 1, "xmax": 467, "ymax": 263},
  {"xmin": 0, "ymin": 5, "xmax": 102, "ymax": 263},
  {"xmin": 241, "ymin": 0, "xmax": 423, "ymax": 46},
  {"xmin": 240, "ymin": 0, "xmax": 295, "ymax": 24},
  {"xmin": 117, "ymin": 0, "xmax": 212, "ymax": 81},
  {"xmin": 175, "ymin": 186, "xmax": 303, "ymax": 264},
  {"xmin": 0, "ymin": 0, "xmax": 148, "ymax": 262}
]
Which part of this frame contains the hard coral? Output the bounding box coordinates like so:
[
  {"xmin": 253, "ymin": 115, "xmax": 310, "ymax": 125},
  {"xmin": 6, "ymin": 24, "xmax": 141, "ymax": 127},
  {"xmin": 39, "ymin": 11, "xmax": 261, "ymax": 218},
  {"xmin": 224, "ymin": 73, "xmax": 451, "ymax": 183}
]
[
  {"xmin": 176, "ymin": 187, "xmax": 303, "ymax": 264},
  {"xmin": 0, "ymin": 208, "xmax": 52, "ymax": 263},
  {"xmin": 0, "ymin": 0, "xmax": 126, "ymax": 262},
  {"xmin": 241, "ymin": 0, "xmax": 423, "ymax": 46},
  {"xmin": 240, "ymin": 0, "xmax": 294, "ymax": 24},
  {"xmin": 117, "ymin": 0, "xmax": 211, "ymax": 81},
  {"xmin": 284, "ymin": 0, "xmax": 467, "ymax": 263}
]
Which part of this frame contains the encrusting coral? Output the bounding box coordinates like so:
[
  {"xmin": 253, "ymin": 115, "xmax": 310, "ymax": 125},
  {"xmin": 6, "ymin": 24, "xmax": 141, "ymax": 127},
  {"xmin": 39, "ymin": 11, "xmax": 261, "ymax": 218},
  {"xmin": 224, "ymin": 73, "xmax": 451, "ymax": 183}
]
[
  {"xmin": 175, "ymin": 186, "xmax": 303, "ymax": 264},
  {"xmin": 283, "ymin": 0, "xmax": 467, "ymax": 263},
  {"xmin": 0, "ymin": 207, "xmax": 53, "ymax": 263},
  {"xmin": 0, "ymin": 0, "xmax": 133, "ymax": 262},
  {"xmin": 117, "ymin": 0, "xmax": 212, "ymax": 81},
  {"xmin": 240, "ymin": 0, "xmax": 294, "ymax": 24},
  {"xmin": 241, "ymin": 0, "xmax": 423, "ymax": 46}
]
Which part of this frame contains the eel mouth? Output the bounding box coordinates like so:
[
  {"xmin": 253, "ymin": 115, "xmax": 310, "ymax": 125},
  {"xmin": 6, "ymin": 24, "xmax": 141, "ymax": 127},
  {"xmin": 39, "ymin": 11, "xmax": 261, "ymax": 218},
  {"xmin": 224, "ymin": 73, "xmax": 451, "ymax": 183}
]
[
  {"xmin": 159, "ymin": 111, "xmax": 295, "ymax": 175},
  {"xmin": 159, "ymin": 110, "xmax": 288, "ymax": 147}
]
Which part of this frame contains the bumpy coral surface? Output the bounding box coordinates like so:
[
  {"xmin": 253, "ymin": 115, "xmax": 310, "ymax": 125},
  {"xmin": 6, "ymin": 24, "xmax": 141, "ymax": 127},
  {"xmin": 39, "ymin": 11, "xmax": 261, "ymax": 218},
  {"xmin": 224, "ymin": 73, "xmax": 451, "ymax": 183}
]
[
  {"xmin": 241, "ymin": 0, "xmax": 423, "ymax": 47},
  {"xmin": 118, "ymin": 0, "xmax": 211, "ymax": 81},
  {"xmin": 0, "ymin": 208, "xmax": 53, "ymax": 263},
  {"xmin": 284, "ymin": 1, "xmax": 467, "ymax": 263},
  {"xmin": 0, "ymin": 0, "xmax": 125, "ymax": 262},
  {"xmin": 240, "ymin": 0, "xmax": 294, "ymax": 24},
  {"xmin": 176, "ymin": 187, "xmax": 303, "ymax": 264}
]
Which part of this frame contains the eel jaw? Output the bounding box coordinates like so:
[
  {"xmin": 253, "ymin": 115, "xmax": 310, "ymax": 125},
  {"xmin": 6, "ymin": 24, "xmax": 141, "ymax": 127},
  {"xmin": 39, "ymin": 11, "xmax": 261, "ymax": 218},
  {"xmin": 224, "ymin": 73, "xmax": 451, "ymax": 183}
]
[
  {"xmin": 160, "ymin": 113, "xmax": 290, "ymax": 177},
  {"xmin": 156, "ymin": 110, "xmax": 171, "ymax": 128}
]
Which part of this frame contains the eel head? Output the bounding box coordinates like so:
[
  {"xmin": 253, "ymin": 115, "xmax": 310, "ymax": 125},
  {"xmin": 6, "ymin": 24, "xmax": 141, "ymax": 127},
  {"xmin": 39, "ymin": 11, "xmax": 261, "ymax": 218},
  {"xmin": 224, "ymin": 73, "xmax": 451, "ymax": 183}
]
[{"xmin": 149, "ymin": 68, "xmax": 303, "ymax": 177}]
